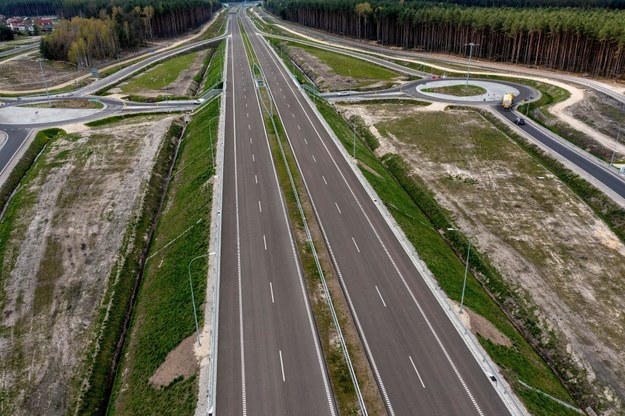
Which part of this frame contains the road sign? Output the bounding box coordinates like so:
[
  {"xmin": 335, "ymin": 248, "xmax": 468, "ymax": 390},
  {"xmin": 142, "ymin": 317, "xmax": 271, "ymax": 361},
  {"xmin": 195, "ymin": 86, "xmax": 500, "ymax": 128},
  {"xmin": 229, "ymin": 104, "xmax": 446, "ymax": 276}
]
[{"xmin": 90, "ymin": 68, "xmax": 99, "ymax": 78}]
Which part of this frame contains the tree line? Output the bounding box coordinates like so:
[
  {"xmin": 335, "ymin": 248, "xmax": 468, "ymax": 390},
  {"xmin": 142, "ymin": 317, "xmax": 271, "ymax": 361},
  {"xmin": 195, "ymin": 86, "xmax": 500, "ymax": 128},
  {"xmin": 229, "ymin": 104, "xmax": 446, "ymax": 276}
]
[
  {"xmin": 266, "ymin": 0, "xmax": 625, "ymax": 78},
  {"xmin": 38, "ymin": 0, "xmax": 219, "ymax": 68}
]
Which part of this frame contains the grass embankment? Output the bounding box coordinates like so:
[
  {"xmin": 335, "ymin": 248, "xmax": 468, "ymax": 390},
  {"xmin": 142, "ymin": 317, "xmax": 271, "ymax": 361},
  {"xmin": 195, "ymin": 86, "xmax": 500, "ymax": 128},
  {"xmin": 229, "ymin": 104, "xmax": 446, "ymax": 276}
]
[
  {"xmin": 106, "ymin": 98, "xmax": 219, "ymax": 415},
  {"xmin": 310, "ymin": 98, "xmax": 581, "ymax": 415},
  {"xmin": 76, "ymin": 120, "xmax": 184, "ymax": 415},
  {"xmin": 85, "ymin": 112, "xmax": 175, "ymax": 128},
  {"xmin": 421, "ymin": 84, "xmax": 486, "ymax": 96},
  {"xmin": 200, "ymin": 40, "xmax": 226, "ymax": 94},
  {"xmin": 196, "ymin": 8, "xmax": 228, "ymax": 41},
  {"xmin": 120, "ymin": 52, "xmax": 198, "ymax": 94},
  {"xmin": 0, "ymin": 128, "xmax": 62, "ymax": 216}
]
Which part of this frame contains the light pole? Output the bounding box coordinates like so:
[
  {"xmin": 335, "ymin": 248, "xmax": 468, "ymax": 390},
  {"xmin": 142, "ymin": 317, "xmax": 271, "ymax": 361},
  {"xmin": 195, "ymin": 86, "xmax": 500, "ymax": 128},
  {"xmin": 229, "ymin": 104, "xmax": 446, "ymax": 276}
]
[
  {"xmin": 610, "ymin": 128, "xmax": 621, "ymax": 166},
  {"xmin": 460, "ymin": 240, "xmax": 470, "ymax": 313},
  {"xmin": 465, "ymin": 43, "xmax": 478, "ymax": 86},
  {"xmin": 352, "ymin": 121, "xmax": 356, "ymax": 158},
  {"xmin": 208, "ymin": 115, "xmax": 219, "ymax": 168},
  {"xmin": 447, "ymin": 228, "xmax": 471, "ymax": 313},
  {"xmin": 36, "ymin": 58, "xmax": 51, "ymax": 107},
  {"xmin": 188, "ymin": 254, "xmax": 208, "ymax": 346}
]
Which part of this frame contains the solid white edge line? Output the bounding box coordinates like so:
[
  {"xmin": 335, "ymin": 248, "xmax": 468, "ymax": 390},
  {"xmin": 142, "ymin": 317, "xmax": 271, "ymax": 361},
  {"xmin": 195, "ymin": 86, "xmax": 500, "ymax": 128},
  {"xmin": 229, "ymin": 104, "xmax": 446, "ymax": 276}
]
[{"xmin": 231, "ymin": 30, "xmax": 248, "ymax": 416}]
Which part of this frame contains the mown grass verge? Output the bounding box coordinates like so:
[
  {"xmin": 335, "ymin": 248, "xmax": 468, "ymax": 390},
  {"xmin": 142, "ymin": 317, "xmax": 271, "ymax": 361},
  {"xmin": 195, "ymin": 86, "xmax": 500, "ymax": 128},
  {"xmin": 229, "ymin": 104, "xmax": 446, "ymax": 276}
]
[
  {"xmin": 311, "ymin": 97, "xmax": 585, "ymax": 415},
  {"xmin": 74, "ymin": 120, "xmax": 184, "ymax": 416},
  {"xmin": 105, "ymin": 98, "xmax": 219, "ymax": 415}
]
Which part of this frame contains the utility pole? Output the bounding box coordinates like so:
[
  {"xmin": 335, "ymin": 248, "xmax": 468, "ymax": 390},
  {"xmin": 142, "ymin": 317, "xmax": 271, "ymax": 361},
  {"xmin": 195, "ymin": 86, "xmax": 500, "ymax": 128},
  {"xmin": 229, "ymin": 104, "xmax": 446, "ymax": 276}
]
[
  {"xmin": 465, "ymin": 43, "xmax": 479, "ymax": 86},
  {"xmin": 37, "ymin": 58, "xmax": 51, "ymax": 107},
  {"xmin": 349, "ymin": 68, "xmax": 352, "ymax": 96}
]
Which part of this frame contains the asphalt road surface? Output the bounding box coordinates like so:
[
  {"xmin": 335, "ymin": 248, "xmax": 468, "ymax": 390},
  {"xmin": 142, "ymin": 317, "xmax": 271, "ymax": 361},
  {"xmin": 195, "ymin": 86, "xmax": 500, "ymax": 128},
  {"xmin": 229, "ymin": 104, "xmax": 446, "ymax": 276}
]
[
  {"xmin": 497, "ymin": 107, "xmax": 625, "ymax": 201},
  {"xmin": 0, "ymin": 42, "xmax": 38, "ymax": 58},
  {"xmin": 242, "ymin": 12, "xmax": 512, "ymax": 415},
  {"xmin": 215, "ymin": 16, "xmax": 335, "ymax": 416}
]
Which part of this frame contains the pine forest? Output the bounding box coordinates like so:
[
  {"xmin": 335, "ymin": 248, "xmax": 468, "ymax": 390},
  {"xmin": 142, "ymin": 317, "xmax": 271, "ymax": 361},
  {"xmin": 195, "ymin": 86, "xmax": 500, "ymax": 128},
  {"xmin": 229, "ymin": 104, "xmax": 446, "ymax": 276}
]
[{"xmin": 266, "ymin": 0, "xmax": 625, "ymax": 78}]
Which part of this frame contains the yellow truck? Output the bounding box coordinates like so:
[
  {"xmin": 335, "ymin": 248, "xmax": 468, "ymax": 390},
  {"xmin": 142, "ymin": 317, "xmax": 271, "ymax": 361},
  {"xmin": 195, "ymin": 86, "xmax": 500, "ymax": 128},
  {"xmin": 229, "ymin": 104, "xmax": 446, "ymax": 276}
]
[{"xmin": 502, "ymin": 92, "xmax": 515, "ymax": 109}]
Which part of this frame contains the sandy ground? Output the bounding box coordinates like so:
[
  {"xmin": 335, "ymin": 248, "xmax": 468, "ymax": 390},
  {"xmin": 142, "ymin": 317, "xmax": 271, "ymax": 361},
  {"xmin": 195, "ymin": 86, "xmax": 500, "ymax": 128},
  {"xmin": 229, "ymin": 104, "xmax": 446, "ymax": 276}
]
[
  {"xmin": 342, "ymin": 103, "xmax": 625, "ymax": 410},
  {"xmin": 0, "ymin": 117, "xmax": 173, "ymax": 416},
  {"xmin": 149, "ymin": 335, "xmax": 198, "ymax": 388}
]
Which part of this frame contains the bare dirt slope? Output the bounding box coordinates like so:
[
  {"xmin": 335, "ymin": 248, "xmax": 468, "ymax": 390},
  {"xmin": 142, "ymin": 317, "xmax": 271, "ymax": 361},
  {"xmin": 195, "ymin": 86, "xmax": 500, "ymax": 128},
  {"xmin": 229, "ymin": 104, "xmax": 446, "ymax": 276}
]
[
  {"xmin": 342, "ymin": 102, "xmax": 625, "ymax": 410},
  {"xmin": 0, "ymin": 117, "xmax": 173, "ymax": 415}
]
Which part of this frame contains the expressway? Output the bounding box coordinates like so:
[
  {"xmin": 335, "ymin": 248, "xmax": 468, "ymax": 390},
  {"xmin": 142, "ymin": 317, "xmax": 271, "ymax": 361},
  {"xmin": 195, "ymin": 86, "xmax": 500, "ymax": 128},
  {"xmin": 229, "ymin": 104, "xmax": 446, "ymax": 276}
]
[
  {"xmin": 214, "ymin": 16, "xmax": 335, "ymax": 415},
  {"xmin": 241, "ymin": 11, "xmax": 513, "ymax": 416}
]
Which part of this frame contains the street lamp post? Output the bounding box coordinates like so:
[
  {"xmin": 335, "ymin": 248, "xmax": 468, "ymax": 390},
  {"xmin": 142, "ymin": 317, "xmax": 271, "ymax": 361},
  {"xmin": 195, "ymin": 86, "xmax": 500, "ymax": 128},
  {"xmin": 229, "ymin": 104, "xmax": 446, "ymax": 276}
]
[
  {"xmin": 447, "ymin": 228, "xmax": 471, "ymax": 314},
  {"xmin": 208, "ymin": 115, "xmax": 219, "ymax": 168},
  {"xmin": 36, "ymin": 58, "xmax": 51, "ymax": 107},
  {"xmin": 465, "ymin": 43, "xmax": 478, "ymax": 86},
  {"xmin": 188, "ymin": 254, "xmax": 208, "ymax": 346},
  {"xmin": 460, "ymin": 240, "xmax": 471, "ymax": 314}
]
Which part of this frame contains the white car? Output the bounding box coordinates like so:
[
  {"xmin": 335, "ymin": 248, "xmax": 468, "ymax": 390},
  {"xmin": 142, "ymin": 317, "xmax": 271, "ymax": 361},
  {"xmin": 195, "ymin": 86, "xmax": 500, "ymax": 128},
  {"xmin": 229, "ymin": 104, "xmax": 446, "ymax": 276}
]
[{"xmin": 194, "ymin": 98, "xmax": 206, "ymax": 105}]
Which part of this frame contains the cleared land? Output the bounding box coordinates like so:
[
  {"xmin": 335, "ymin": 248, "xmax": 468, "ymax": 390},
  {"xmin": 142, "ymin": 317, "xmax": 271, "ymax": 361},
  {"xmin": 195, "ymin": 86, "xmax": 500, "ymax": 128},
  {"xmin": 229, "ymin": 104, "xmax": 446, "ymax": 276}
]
[
  {"xmin": 0, "ymin": 55, "xmax": 87, "ymax": 91},
  {"xmin": 344, "ymin": 102, "xmax": 625, "ymax": 411},
  {"xmin": 0, "ymin": 117, "xmax": 173, "ymax": 415}
]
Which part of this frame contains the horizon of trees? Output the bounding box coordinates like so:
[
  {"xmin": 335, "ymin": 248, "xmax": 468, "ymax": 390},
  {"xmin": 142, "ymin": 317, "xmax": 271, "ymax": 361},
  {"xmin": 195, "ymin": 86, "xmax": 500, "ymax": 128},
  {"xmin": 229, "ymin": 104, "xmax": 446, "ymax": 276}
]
[
  {"xmin": 266, "ymin": 0, "xmax": 625, "ymax": 78},
  {"xmin": 39, "ymin": 0, "xmax": 220, "ymax": 68}
]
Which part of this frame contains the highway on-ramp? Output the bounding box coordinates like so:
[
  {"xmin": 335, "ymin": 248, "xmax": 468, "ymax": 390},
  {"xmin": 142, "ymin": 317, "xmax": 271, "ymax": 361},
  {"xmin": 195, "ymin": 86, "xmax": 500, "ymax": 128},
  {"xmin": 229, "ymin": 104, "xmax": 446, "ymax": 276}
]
[
  {"xmin": 242, "ymin": 12, "xmax": 513, "ymax": 415},
  {"xmin": 215, "ymin": 16, "xmax": 336, "ymax": 415}
]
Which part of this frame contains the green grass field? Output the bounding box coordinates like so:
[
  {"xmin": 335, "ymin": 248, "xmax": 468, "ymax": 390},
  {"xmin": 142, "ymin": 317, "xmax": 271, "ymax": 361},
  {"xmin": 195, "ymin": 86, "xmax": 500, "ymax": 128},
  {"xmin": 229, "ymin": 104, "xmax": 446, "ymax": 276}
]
[
  {"xmin": 201, "ymin": 40, "xmax": 226, "ymax": 94},
  {"xmin": 121, "ymin": 52, "xmax": 198, "ymax": 94},
  {"xmin": 107, "ymin": 99, "xmax": 219, "ymax": 415}
]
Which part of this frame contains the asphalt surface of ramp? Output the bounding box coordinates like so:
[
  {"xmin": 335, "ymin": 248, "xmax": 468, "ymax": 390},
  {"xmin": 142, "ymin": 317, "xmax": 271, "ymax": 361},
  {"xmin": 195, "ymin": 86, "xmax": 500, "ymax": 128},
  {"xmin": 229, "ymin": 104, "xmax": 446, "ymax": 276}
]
[
  {"xmin": 215, "ymin": 16, "xmax": 335, "ymax": 415},
  {"xmin": 496, "ymin": 107, "xmax": 625, "ymax": 201},
  {"xmin": 242, "ymin": 13, "xmax": 512, "ymax": 415}
]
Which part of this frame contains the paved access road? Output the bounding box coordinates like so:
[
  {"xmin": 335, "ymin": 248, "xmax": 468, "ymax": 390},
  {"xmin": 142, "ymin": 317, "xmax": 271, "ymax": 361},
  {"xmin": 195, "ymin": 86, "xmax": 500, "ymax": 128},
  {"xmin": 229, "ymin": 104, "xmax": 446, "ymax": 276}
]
[
  {"xmin": 497, "ymin": 107, "xmax": 625, "ymax": 201},
  {"xmin": 215, "ymin": 15, "xmax": 336, "ymax": 416},
  {"xmin": 241, "ymin": 12, "xmax": 512, "ymax": 415},
  {"xmin": 0, "ymin": 42, "xmax": 38, "ymax": 58}
]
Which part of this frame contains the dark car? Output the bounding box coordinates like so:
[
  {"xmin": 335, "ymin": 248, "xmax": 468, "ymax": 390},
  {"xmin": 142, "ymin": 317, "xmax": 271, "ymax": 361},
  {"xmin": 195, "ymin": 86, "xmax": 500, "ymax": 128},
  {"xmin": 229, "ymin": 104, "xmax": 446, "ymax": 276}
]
[{"xmin": 514, "ymin": 117, "xmax": 525, "ymax": 125}]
